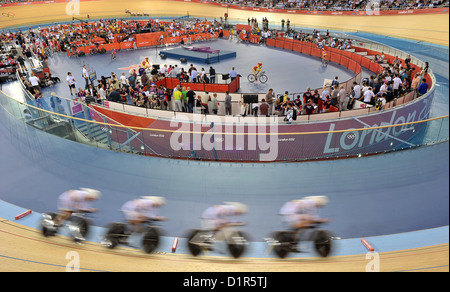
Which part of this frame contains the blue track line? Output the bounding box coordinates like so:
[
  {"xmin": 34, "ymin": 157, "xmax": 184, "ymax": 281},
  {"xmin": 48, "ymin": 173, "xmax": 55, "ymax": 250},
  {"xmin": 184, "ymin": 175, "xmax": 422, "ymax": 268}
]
[{"xmin": 0, "ymin": 254, "xmax": 110, "ymax": 272}]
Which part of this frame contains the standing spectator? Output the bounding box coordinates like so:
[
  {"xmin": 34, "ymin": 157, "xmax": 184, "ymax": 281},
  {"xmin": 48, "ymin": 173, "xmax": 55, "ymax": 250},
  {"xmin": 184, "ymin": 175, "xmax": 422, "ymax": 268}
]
[
  {"xmin": 98, "ymin": 84, "xmax": 107, "ymax": 103},
  {"xmin": 229, "ymin": 67, "xmax": 237, "ymax": 81},
  {"xmin": 392, "ymin": 73, "xmax": 402, "ymax": 97},
  {"xmin": 190, "ymin": 67, "xmax": 198, "ymax": 83},
  {"xmin": 347, "ymin": 86, "xmax": 356, "ymax": 110},
  {"xmin": 209, "ymin": 66, "xmax": 216, "ymax": 84},
  {"xmin": 173, "ymin": 85, "xmax": 183, "ymax": 112},
  {"xmin": 211, "ymin": 93, "xmax": 219, "ymax": 114},
  {"xmin": 321, "ymin": 86, "xmax": 330, "ymax": 102},
  {"xmin": 353, "ymin": 81, "xmax": 361, "ymax": 102},
  {"xmin": 265, "ymin": 88, "xmax": 275, "ymax": 115},
  {"xmin": 303, "ymin": 88, "xmax": 312, "ymax": 105},
  {"xmin": 82, "ymin": 65, "xmax": 90, "ymax": 89},
  {"xmin": 259, "ymin": 99, "xmax": 269, "ymax": 117},
  {"xmin": 186, "ymin": 87, "xmax": 196, "ymax": 113},
  {"xmin": 411, "ymin": 73, "xmax": 421, "ymax": 91},
  {"xmin": 330, "ymin": 86, "xmax": 339, "ymax": 107},
  {"xmin": 331, "ymin": 76, "xmax": 339, "ymax": 88},
  {"xmin": 360, "ymin": 87, "xmax": 375, "ymax": 105},
  {"xmin": 201, "ymin": 92, "xmax": 210, "ymax": 114},
  {"xmin": 66, "ymin": 72, "xmax": 76, "ymax": 96},
  {"xmin": 252, "ymin": 101, "xmax": 259, "ymax": 117},
  {"xmin": 338, "ymin": 85, "xmax": 348, "ymax": 111},
  {"xmin": 224, "ymin": 90, "xmax": 232, "ymax": 115}
]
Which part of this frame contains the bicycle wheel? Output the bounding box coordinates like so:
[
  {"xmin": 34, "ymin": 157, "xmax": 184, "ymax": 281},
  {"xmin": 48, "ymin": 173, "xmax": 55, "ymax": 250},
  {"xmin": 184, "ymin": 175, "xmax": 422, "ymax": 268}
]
[
  {"xmin": 227, "ymin": 231, "xmax": 248, "ymax": 259},
  {"xmin": 142, "ymin": 227, "xmax": 160, "ymax": 254},
  {"xmin": 104, "ymin": 223, "xmax": 126, "ymax": 249},
  {"xmin": 272, "ymin": 231, "xmax": 293, "ymax": 259},
  {"xmin": 186, "ymin": 229, "xmax": 203, "ymax": 256},
  {"xmin": 41, "ymin": 212, "xmax": 58, "ymax": 237},
  {"xmin": 247, "ymin": 74, "xmax": 256, "ymax": 83},
  {"xmin": 67, "ymin": 216, "xmax": 90, "ymax": 241},
  {"xmin": 259, "ymin": 74, "xmax": 268, "ymax": 83},
  {"xmin": 313, "ymin": 229, "xmax": 333, "ymax": 257}
]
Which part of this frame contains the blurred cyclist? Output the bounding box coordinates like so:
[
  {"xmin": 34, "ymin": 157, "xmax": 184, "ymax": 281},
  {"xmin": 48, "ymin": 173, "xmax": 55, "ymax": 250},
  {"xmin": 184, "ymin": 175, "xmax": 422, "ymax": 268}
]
[
  {"xmin": 200, "ymin": 202, "xmax": 248, "ymax": 252},
  {"xmin": 279, "ymin": 196, "xmax": 330, "ymax": 250},
  {"xmin": 201, "ymin": 202, "xmax": 248, "ymax": 231},
  {"xmin": 55, "ymin": 188, "xmax": 101, "ymax": 225},
  {"xmin": 121, "ymin": 196, "xmax": 166, "ymax": 233}
]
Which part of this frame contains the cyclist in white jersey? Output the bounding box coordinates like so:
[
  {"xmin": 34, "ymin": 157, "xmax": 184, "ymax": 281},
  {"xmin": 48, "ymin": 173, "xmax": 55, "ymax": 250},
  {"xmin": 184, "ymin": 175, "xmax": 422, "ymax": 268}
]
[
  {"xmin": 56, "ymin": 188, "xmax": 101, "ymax": 224},
  {"xmin": 201, "ymin": 202, "xmax": 248, "ymax": 231},
  {"xmin": 279, "ymin": 196, "xmax": 329, "ymax": 230},
  {"xmin": 121, "ymin": 196, "xmax": 166, "ymax": 232}
]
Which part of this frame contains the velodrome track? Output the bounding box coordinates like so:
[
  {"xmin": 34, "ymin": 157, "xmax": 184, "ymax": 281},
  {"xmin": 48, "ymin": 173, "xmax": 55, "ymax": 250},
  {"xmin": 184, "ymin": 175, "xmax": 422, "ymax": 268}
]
[
  {"xmin": 0, "ymin": 0, "xmax": 448, "ymax": 46},
  {"xmin": 0, "ymin": 0, "xmax": 449, "ymax": 272}
]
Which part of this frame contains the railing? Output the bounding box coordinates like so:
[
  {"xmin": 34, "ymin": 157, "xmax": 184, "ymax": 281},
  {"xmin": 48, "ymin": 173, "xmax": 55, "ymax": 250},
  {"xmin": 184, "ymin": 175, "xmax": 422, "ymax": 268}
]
[{"xmin": 1, "ymin": 87, "xmax": 448, "ymax": 162}]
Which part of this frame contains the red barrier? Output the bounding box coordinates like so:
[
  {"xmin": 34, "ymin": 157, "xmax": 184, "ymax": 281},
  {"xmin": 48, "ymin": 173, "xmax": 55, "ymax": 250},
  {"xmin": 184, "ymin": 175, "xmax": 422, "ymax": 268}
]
[
  {"xmin": 275, "ymin": 38, "xmax": 284, "ymax": 49},
  {"xmin": 120, "ymin": 41, "xmax": 134, "ymax": 50},
  {"xmin": 283, "ymin": 39, "xmax": 294, "ymax": 50},
  {"xmin": 369, "ymin": 61, "xmax": 381, "ymax": 74},
  {"xmin": 236, "ymin": 24, "xmax": 251, "ymax": 32},
  {"xmin": 360, "ymin": 57, "xmax": 371, "ymax": 69},
  {"xmin": 165, "ymin": 36, "xmax": 182, "ymax": 44},
  {"xmin": 352, "ymin": 53, "xmax": 363, "ymax": 64},
  {"xmin": 136, "ymin": 32, "xmax": 163, "ymax": 47},
  {"xmin": 250, "ymin": 35, "xmax": 260, "ymax": 44},
  {"xmin": 340, "ymin": 56, "xmax": 349, "ymax": 68},
  {"xmin": 292, "ymin": 41, "xmax": 302, "ymax": 53},
  {"xmin": 348, "ymin": 60, "xmax": 357, "ymax": 73},
  {"xmin": 301, "ymin": 44, "xmax": 311, "ymax": 55},
  {"xmin": 310, "ymin": 47, "xmax": 321, "ymax": 58},
  {"xmin": 266, "ymin": 38, "xmax": 276, "ymax": 47}
]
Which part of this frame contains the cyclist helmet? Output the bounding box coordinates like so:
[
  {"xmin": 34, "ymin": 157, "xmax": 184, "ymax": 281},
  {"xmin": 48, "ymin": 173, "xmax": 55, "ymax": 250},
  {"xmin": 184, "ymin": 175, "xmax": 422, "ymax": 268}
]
[
  {"xmin": 224, "ymin": 202, "xmax": 248, "ymax": 214},
  {"xmin": 304, "ymin": 196, "xmax": 328, "ymax": 207},
  {"xmin": 79, "ymin": 188, "xmax": 101, "ymax": 200},
  {"xmin": 142, "ymin": 196, "xmax": 166, "ymax": 207}
]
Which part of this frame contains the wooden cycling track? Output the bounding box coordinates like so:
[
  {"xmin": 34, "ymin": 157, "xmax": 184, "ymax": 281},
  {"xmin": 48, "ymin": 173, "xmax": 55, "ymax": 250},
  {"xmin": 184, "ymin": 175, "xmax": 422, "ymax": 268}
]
[
  {"xmin": 0, "ymin": 0, "xmax": 449, "ymax": 272},
  {"xmin": 0, "ymin": 219, "xmax": 448, "ymax": 272}
]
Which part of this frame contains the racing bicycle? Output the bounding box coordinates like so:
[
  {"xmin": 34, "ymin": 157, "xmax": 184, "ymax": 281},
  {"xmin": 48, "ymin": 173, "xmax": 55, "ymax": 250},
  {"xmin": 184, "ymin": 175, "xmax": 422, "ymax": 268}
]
[
  {"xmin": 101, "ymin": 219, "xmax": 164, "ymax": 254},
  {"xmin": 269, "ymin": 222, "xmax": 335, "ymax": 258},
  {"xmin": 186, "ymin": 223, "xmax": 249, "ymax": 259},
  {"xmin": 40, "ymin": 210, "xmax": 93, "ymax": 243},
  {"xmin": 248, "ymin": 71, "xmax": 268, "ymax": 84}
]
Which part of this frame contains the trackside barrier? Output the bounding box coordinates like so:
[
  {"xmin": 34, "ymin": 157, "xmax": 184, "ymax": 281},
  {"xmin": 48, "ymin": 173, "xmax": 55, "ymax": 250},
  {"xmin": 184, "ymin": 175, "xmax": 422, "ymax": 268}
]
[
  {"xmin": 155, "ymin": 75, "xmax": 240, "ymax": 93},
  {"xmin": 15, "ymin": 210, "xmax": 32, "ymax": 220},
  {"xmin": 361, "ymin": 238, "xmax": 375, "ymax": 252},
  {"xmin": 1, "ymin": 87, "xmax": 448, "ymax": 163},
  {"xmin": 172, "ymin": 237, "xmax": 179, "ymax": 252}
]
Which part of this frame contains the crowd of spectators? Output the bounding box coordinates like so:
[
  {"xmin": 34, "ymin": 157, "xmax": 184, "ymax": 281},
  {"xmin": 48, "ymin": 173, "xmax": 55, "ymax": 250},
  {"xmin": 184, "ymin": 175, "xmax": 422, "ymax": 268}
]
[
  {"xmin": 211, "ymin": 0, "xmax": 448, "ymax": 10},
  {"xmin": 264, "ymin": 54, "xmax": 430, "ymax": 122},
  {"xmin": 2, "ymin": 14, "xmax": 430, "ymax": 121}
]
